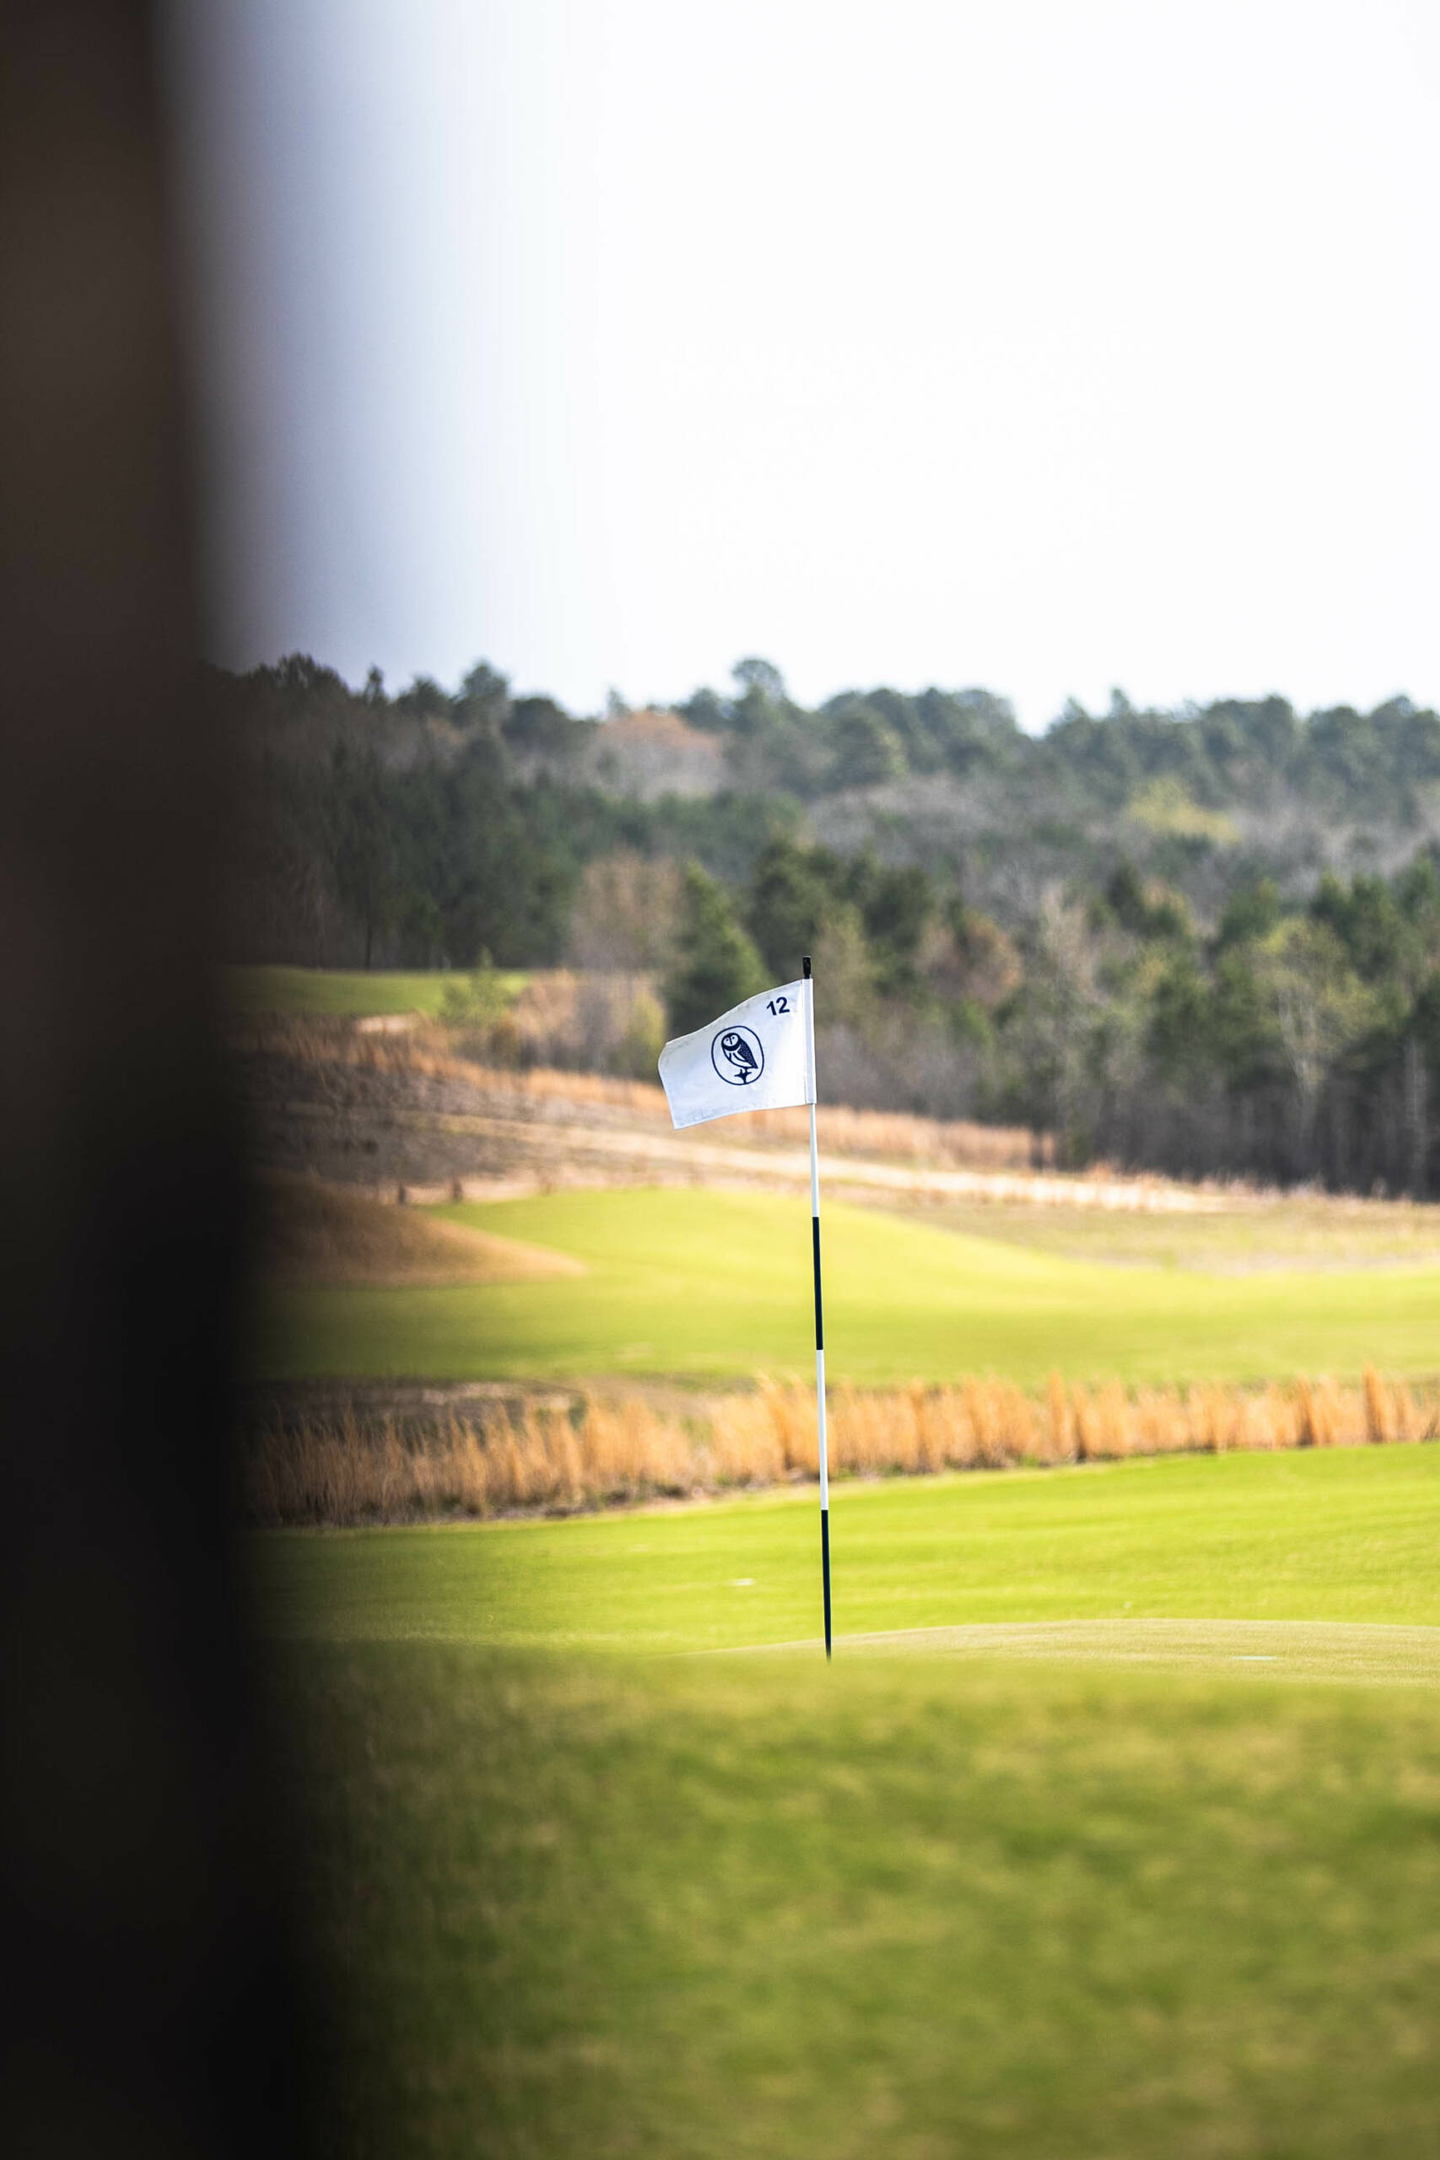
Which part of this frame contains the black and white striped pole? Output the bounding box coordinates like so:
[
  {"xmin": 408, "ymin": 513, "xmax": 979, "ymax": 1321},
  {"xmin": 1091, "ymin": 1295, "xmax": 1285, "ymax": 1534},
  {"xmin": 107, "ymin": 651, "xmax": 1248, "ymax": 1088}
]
[{"xmin": 803, "ymin": 956, "xmax": 832, "ymax": 1658}]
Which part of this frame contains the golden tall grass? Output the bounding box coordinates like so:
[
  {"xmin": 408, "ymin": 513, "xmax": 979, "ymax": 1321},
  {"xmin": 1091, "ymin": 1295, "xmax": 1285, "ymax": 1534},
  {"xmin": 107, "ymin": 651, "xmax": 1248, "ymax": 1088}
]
[{"xmin": 245, "ymin": 1367, "xmax": 1440, "ymax": 1526}]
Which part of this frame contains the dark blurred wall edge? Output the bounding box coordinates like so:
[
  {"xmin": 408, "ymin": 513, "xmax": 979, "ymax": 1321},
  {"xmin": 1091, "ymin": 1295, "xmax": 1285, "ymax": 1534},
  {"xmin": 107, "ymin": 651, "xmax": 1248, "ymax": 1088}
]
[{"xmin": 1, "ymin": 3, "xmax": 307, "ymax": 2152}]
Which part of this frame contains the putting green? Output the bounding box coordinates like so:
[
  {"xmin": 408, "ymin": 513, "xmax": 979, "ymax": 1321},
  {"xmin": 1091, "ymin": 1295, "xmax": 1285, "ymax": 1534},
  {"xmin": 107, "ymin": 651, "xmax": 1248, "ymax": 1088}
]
[
  {"xmin": 257, "ymin": 1185, "xmax": 1440, "ymax": 1385},
  {"xmin": 259, "ymin": 1444, "xmax": 1440, "ymax": 1655}
]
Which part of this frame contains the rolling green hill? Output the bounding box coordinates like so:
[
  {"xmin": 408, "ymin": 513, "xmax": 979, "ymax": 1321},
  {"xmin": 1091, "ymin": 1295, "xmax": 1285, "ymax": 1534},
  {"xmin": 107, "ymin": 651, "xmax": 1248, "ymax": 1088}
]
[{"xmin": 256, "ymin": 1185, "xmax": 1440, "ymax": 1386}]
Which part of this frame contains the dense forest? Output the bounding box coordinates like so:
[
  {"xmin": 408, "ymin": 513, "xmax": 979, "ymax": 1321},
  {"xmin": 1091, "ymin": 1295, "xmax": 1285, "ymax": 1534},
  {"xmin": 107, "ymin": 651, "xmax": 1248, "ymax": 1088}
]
[{"xmin": 223, "ymin": 653, "xmax": 1440, "ymax": 1195}]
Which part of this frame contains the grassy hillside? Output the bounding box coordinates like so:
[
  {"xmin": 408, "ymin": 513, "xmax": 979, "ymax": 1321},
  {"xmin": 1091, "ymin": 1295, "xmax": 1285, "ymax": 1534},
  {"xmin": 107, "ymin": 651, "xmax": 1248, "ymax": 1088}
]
[
  {"xmin": 226, "ymin": 963, "xmax": 526, "ymax": 1018},
  {"xmin": 256, "ymin": 1186, "xmax": 1440, "ymax": 1386},
  {"xmin": 268, "ymin": 1450, "xmax": 1440, "ymax": 2158}
]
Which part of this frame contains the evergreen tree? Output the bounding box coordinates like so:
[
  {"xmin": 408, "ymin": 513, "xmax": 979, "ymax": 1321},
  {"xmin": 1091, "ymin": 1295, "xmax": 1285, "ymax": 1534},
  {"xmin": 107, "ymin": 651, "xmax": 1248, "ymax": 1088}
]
[
  {"xmin": 747, "ymin": 839, "xmax": 836, "ymax": 978},
  {"xmin": 663, "ymin": 865, "xmax": 767, "ymax": 1036}
]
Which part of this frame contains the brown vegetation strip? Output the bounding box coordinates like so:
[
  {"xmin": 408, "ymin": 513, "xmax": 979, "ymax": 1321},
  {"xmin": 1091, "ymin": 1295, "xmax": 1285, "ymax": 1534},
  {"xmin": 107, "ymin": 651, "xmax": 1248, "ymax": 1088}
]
[
  {"xmin": 237, "ymin": 1016, "xmax": 1224, "ymax": 1213},
  {"xmin": 231, "ymin": 1013, "xmax": 1047, "ymax": 1168},
  {"xmin": 245, "ymin": 1367, "xmax": 1439, "ymax": 1525}
]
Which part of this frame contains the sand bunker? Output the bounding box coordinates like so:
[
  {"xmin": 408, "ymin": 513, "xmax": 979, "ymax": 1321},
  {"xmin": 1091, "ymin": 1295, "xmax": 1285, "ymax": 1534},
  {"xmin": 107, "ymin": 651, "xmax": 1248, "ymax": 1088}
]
[{"xmin": 256, "ymin": 1173, "xmax": 585, "ymax": 1287}]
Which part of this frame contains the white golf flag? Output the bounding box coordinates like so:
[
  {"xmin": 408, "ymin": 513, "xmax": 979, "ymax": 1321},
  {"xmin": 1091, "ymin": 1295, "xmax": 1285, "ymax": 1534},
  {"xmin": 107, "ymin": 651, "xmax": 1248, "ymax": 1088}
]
[{"xmin": 658, "ymin": 978, "xmax": 814, "ymax": 1129}]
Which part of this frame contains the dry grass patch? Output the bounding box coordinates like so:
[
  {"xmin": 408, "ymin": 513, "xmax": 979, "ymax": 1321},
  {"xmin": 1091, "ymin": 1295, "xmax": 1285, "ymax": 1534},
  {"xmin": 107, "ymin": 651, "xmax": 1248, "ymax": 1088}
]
[
  {"xmin": 255, "ymin": 1173, "xmax": 585, "ymax": 1287},
  {"xmin": 230, "ymin": 1013, "xmax": 1045, "ymax": 1167},
  {"xmin": 245, "ymin": 1366, "xmax": 1440, "ymax": 1524},
  {"xmin": 246, "ymin": 1396, "xmax": 693, "ymax": 1524}
]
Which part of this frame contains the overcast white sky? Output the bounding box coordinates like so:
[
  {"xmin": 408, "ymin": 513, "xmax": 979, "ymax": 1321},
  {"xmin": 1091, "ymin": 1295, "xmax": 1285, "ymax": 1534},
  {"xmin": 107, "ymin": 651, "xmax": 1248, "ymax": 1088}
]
[{"xmin": 169, "ymin": 0, "xmax": 1440, "ymax": 729}]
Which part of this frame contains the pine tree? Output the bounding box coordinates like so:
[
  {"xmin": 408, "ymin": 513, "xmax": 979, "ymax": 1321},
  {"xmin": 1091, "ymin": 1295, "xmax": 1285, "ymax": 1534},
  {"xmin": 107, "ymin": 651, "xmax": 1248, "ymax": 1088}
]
[{"xmin": 663, "ymin": 865, "xmax": 767, "ymax": 1036}]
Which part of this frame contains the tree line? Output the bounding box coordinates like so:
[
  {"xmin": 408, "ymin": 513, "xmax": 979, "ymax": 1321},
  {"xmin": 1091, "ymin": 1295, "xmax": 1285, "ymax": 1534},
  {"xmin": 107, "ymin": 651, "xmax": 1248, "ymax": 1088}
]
[{"xmin": 223, "ymin": 652, "xmax": 1440, "ymax": 1193}]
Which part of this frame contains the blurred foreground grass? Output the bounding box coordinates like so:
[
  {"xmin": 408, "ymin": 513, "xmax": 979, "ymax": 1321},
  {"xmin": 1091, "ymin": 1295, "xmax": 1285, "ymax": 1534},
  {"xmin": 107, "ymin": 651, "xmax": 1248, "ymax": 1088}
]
[
  {"xmin": 289, "ymin": 1645, "xmax": 1440, "ymax": 2159},
  {"xmin": 269, "ymin": 1453, "xmax": 1440, "ymax": 2153}
]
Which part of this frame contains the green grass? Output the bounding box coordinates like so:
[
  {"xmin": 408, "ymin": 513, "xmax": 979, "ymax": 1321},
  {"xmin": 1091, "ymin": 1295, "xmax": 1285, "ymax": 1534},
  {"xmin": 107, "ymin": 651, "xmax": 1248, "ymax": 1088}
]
[
  {"xmin": 260, "ymin": 1445, "xmax": 1440, "ymax": 1652},
  {"xmin": 288, "ymin": 1647, "xmax": 1440, "ymax": 2160},
  {"xmin": 271, "ymin": 1450, "xmax": 1440, "ymax": 2158},
  {"xmin": 895, "ymin": 1188, "xmax": 1440, "ymax": 1274},
  {"xmin": 225, "ymin": 963, "xmax": 526, "ymax": 1018},
  {"xmin": 255, "ymin": 1185, "xmax": 1440, "ymax": 1386}
]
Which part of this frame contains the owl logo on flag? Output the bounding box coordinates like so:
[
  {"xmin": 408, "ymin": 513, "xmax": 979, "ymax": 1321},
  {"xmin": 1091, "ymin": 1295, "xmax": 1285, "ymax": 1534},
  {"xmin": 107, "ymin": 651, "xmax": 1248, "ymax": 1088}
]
[{"xmin": 711, "ymin": 1024, "xmax": 765, "ymax": 1086}]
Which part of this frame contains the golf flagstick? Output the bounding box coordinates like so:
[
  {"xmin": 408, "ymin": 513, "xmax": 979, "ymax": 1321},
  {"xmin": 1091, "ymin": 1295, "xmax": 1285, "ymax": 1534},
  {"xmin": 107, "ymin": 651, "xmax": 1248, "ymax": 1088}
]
[
  {"xmin": 803, "ymin": 957, "xmax": 832, "ymax": 1658},
  {"xmin": 654, "ymin": 962, "xmax": 829, "ymax": 1655}
]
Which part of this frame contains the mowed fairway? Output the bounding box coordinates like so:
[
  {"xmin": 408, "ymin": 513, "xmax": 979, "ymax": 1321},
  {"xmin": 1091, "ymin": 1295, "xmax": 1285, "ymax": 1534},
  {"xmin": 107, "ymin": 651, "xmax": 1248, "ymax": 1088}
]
[
  {"xmin": 258, "ymin": 1185, "xmax": 1440, "ymax": 1385},
  {"xmin": 267, "ymin": 1450, "xmax": 1440, "ymax": 2158}
]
